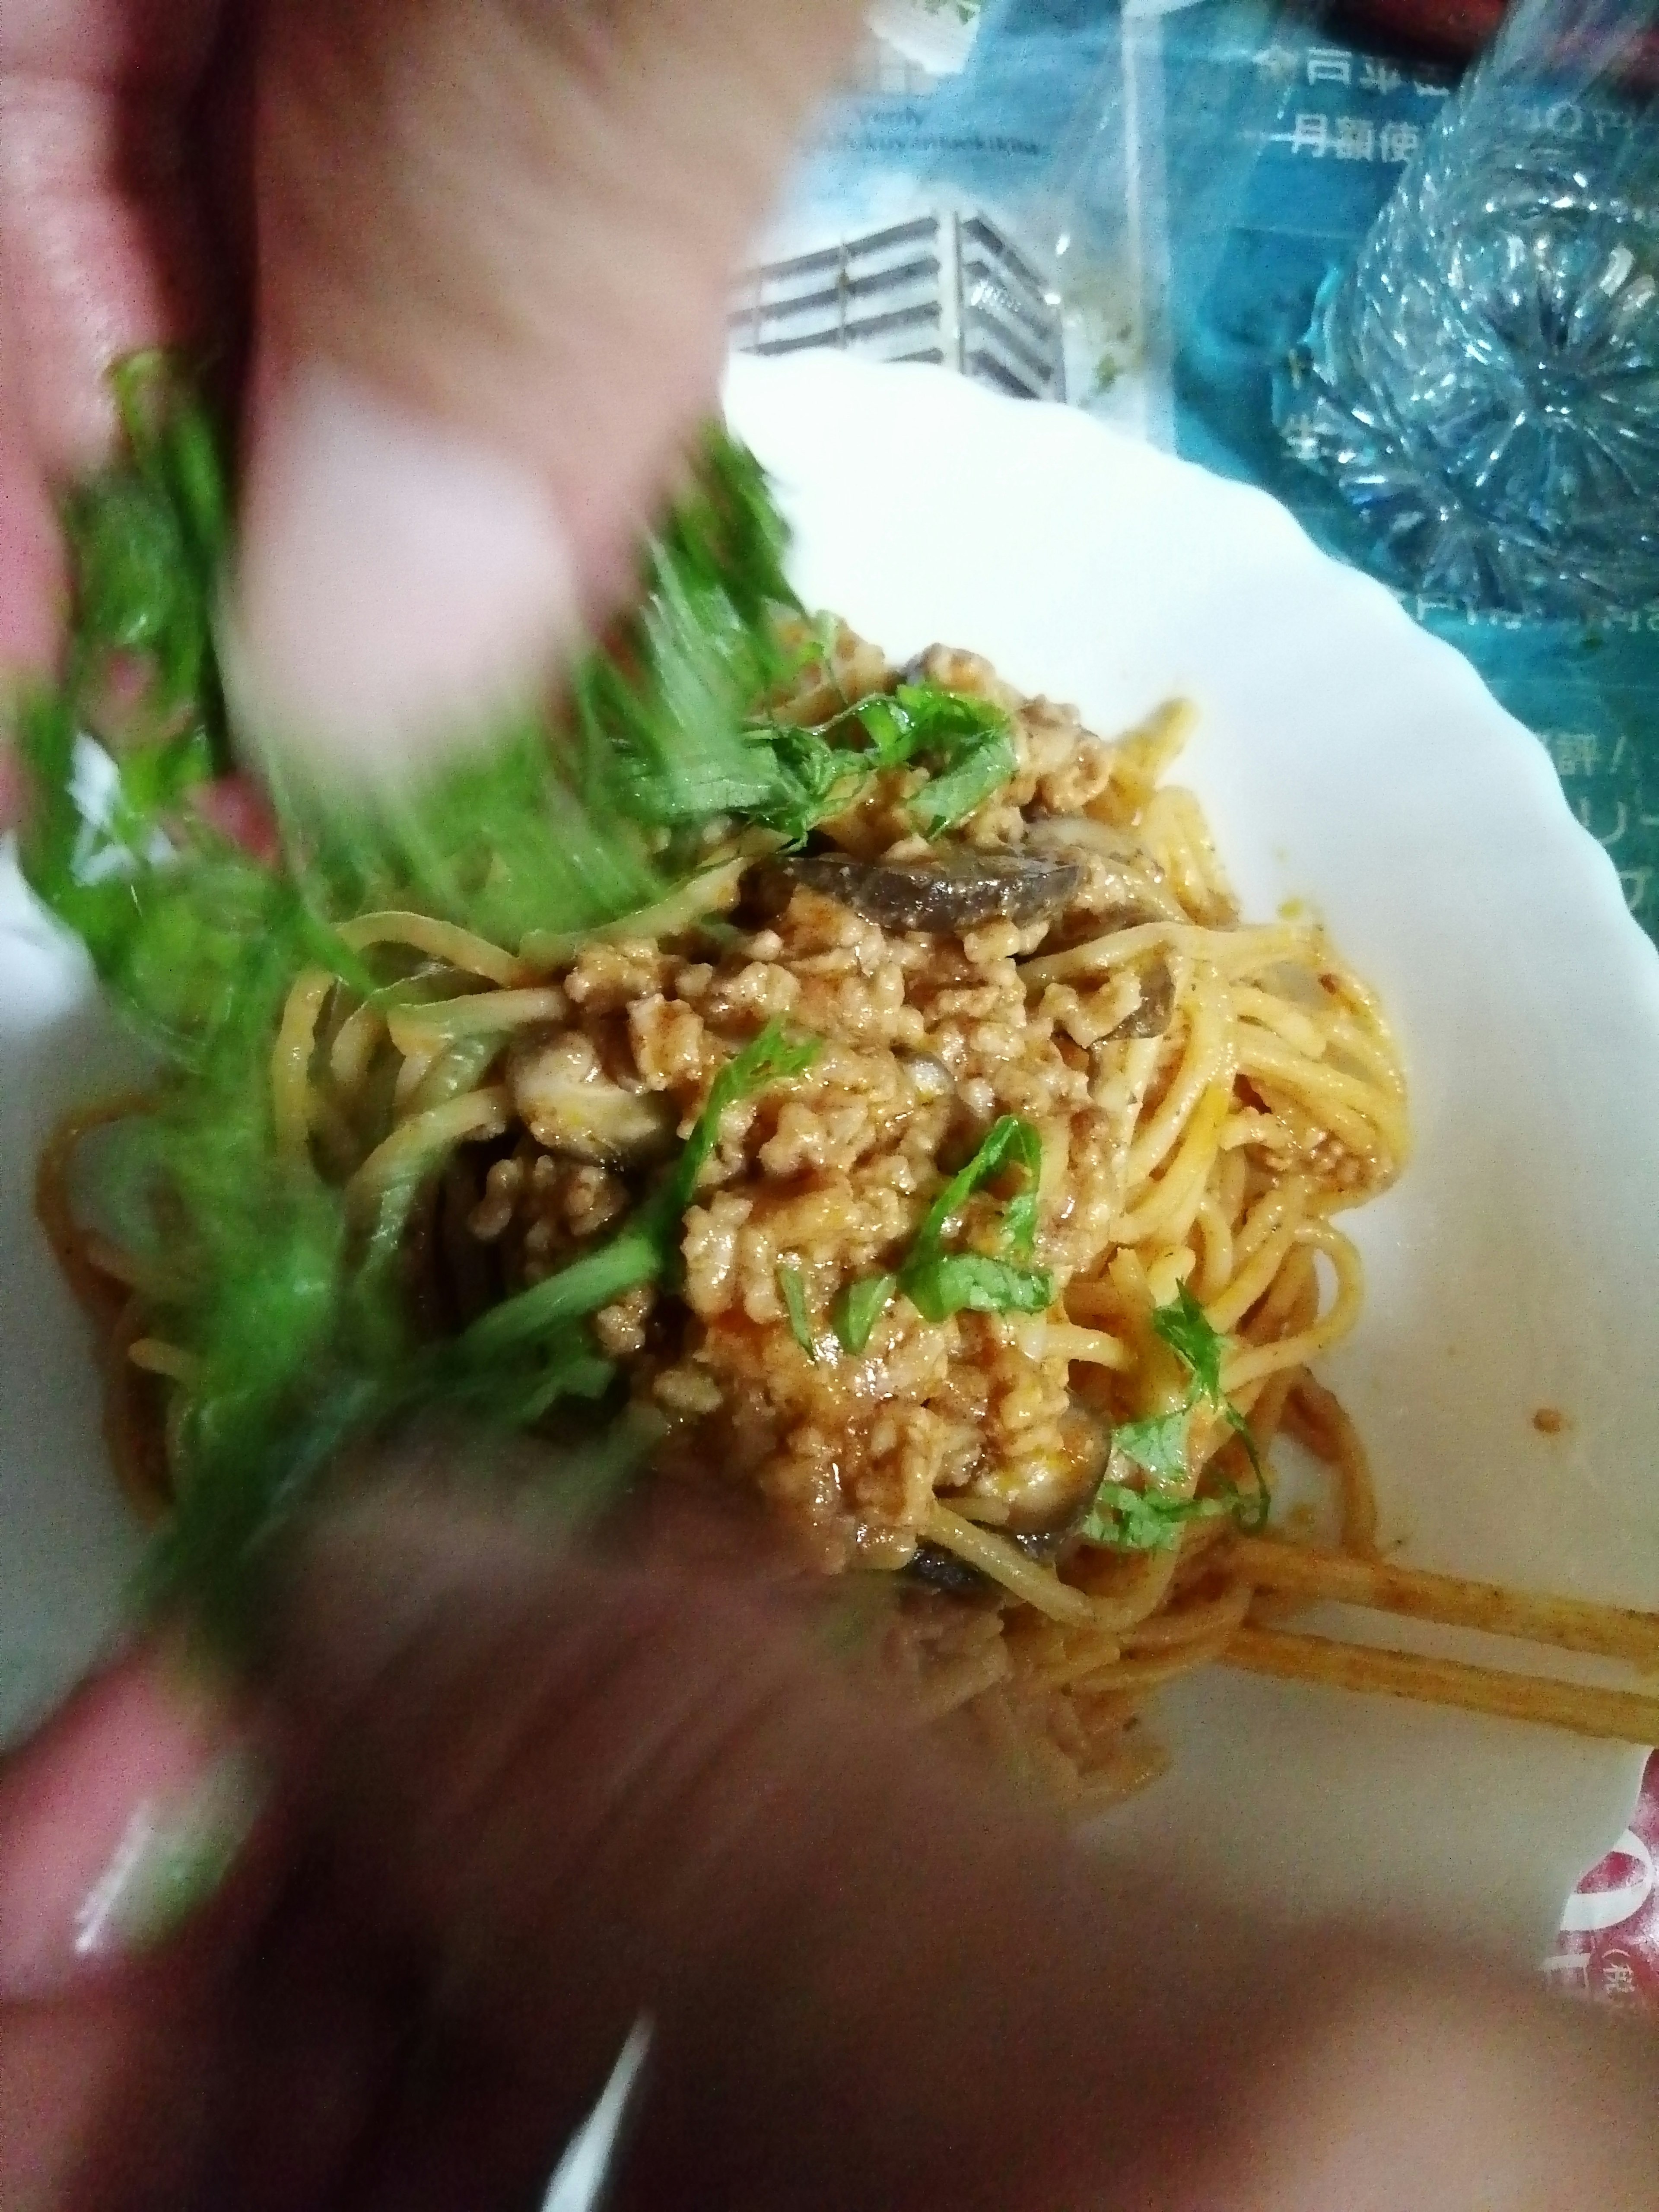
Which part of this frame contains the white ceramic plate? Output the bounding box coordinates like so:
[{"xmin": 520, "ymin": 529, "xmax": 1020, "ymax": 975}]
[
  {"xmin": 726, "ymin": 355, "xmax": 1659, "ymax": 1962},
  {"xmin": 4, "ymin": 356, "xmax": 1657, "ymax": 1968}
]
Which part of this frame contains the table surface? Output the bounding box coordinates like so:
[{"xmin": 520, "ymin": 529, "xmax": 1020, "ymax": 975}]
[{"xmin": 772, "ymin": 0, "xmax": 1659, "ymax": 2007}]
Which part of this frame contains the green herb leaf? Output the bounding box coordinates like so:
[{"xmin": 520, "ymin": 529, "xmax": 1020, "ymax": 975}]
[
  {"xmin": 778, "ymin": 1264, "xmax": 817, "ymax": 1360},
  {"xmin": 1076, "ymin": 1287, "xmax": 1274, "ymax": 1554},
  {"xmin": 1080, "ymin": 1482, "xmax": 1231, "ymax": 1553},
  {"xmin": 657, "ymin": 1021, "xmax": 819, "ymax": 1231},
  {"xmin": 903, "ymin": 1251, "xmax": 1055, "ymax": 1325},
  {"xmin": 1148, "ymin": 1286, "xmax": 1271, "ymax": 1527},
  {"xmin": 59, "ymin": 350, "xmax": 230, "ymax": 762},
  {"xmin": 461, "ymin": 1229, "xmax": 662, "ymax": 1364},
  {"xmin": 1001, "ymin": 1182, "xmax": 1040, "ymax": 1260},
  {"xmin": 744, "ymin": 718, "xmax": 871, "ymax": 845},
  {"xmin": 858, "ymin": 685, "xmax": 1017, "ymax": 840},
  {"xmin": 466, "ymin": 1022, "xmax": 818, "ymax": 1362},
  {"xmin": 1111, "ymin": 1408, "xmax": 1192, "ymax": 1485},
  {"xmin": 866, "ymin": 683, "xmax": 1006, "ymax": 765},
  {"xmin": 833, "ymin": 1272, "xmax": 897, "ymax": 1355},
  {"xmin": 444, "ymin": 1328, "xmax": 617, "ymax": 1428},
  {"xmin": 1151, "ymin": 1284, "xmax": 1226, "ymax": 1405},
  {"xmin": 1223, "ymin": 1405, "xmax": 1272, "ymax": 1531},
  {"xmin": 13, "ymin": 353, "xmax": 831, "ymax": 1641},
  {"xmin": 741, "ymin": 681, "xmax": 1016, "ymax": 850},
  {"xmin": 905, "ymin": 725, "xmax": 1018, "ymax": 839},
  {"xmin": 874, "ymin": 1113, "xmax": 1052, "ymax": 1326},
  {"xmin": 911, "ymin": 1114, "xmax": 1043, "ymax": 1259}
]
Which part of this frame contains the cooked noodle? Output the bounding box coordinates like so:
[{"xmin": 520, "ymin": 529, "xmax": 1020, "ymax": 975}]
[{"xmin": 44, "ymin": 627, "xmax": 1659, "ymax": 1805}]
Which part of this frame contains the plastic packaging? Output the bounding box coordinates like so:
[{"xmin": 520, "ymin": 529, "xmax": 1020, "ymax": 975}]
[{"xmin": 1278, "ymin": 0, "xmax": 1659, "ymax": 614}]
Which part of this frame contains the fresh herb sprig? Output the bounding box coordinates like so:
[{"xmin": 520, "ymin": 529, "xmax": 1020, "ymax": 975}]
[
  {"xmin": 15, "ymin": 352, "xmax": 1033, "ymax": 1638},
  {"xmin": 463, "ymin": 1022, "xmax": 819, "ymax": 1362},
  {"xmin": 747, "ymin": 682, "xmax": 1015, "ymax": 848},
  {"xmin": 777, "ymin": 1263, "xmax": 817, "ymax": 1360},
  {"xmin": 1080, "ymin": 1287, "xmax": 1271, "ymax": 1551},
  {"xmin": 833, "ymin": 1113, "xmax": 1054, "ymax": 1353},
  {"xmin": 270, "ymin": 423, "xmax": 812, "ymax": 948},
  {"xmin": 1081, "ymin": 1482, "xmax": 1237, "ymax": 1553},
  {"xmin": 10, "ymin": 356, "xmax": 832, "ymax": 1636},
  {"xmin": 145, "ymin": 1025, "xmax": 818, "ymax": 1640}
]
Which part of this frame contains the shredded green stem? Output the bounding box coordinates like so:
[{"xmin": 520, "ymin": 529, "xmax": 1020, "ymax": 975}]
[{"xmin": 10, "ymin": 351, "xmax": 1006, "ymax": 1637}]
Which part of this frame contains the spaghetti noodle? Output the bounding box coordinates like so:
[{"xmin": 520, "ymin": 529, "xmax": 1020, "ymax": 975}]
[{"xmin": 41, "ymin": 626, "xmax": 1659, "ymax": 1806}]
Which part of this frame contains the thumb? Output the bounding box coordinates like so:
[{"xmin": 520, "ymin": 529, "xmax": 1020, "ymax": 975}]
[{"xmin": 231, "ymin": 0, "xmax": 862, "ymax": 779}]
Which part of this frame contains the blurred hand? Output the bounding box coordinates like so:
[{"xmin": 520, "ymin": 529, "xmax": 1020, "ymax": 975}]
[
  {"xmin": 1, "ymin": 1495, "xmax": 1657, "ymax": 2212},
  {"xmin": 0, "ymin": 0, "xmax": 865, "ymax": 797}
]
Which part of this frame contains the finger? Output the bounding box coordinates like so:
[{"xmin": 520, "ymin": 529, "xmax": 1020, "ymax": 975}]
[
  {"xmin": 1, "ymin": 1877, "xmax": 407, "ymax": 2212},
  {"xmin": 264, "ymin": 1496, "xmax": 1244, "ymax": 2212},
  {"xmin": 0, "ymin": 290, "xmax": 61, "ymax": 833},
  {"xmin": 0, "ymin": 1648, "xmax": 265, "ymax": 2209},
  {"xmin": 232, "ymin": 0, "xmax": 865, "ymax": 778},
  {"xmin": 271, "ymin": 1497, "xmax": 1659, "ymax": 2212},
  {"xmin": 0, "ymin": 1649, "xmax": 407, "ymax": 2212},
  {"xmin": 0, "ymin": 1646, "xmax": 267, "ymax": 2002},
  {"xmin": 0, "ymin": 1981, "xmax": 216, "ymax": 2212},
  {"xmin": 0, "ymin": 275, "xmax": 61, "ymax": 680},
  {"xmin": 0, "ymin": 0, "xmax": 235, "ymax": 833},
  {"xmin": 182, "ymin": 1846, "xmax": 416, "ymax": 2212},
  {"xmin": 0, "ymin": 0, "xmax": 227, "ymax": 472}
]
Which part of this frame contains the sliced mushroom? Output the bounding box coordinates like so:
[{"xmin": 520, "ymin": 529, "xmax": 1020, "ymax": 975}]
[
  {"xmin": 905, "ymin": 1525, "xmax": 1080, "ymax": 1595},
  {"xmin": 907, "ymin": 1410, "xmax": 1109, "ymax": 1590},
  {"xmin": 1002, "ymin": 1409, "xmax": 1112, "ymax": 1550},
  {"xmin": 785, "ymin": 849, "xmax": 1082, "ymax": 933},
  {"xmin": 907, "ymin": 1543, "xmax": 992, "ymax": 1596},
  {"xmin": 507, "ymin": 1032, "xmax": 675, "ymax": 1168},
  {"xmin": 1105, "ymin": 957, "xmax": 1175, "ymax": 1042},
  {"xmin": 1024, "ymin": 816, "xmax": 1186, "ymax": 927}
]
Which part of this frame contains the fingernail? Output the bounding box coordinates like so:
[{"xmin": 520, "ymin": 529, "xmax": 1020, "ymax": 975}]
[
  {"xmin": 225, "ymin": 361, "xmax": 578, "ymax": 785},
  {"xmin": 0, "ymin": 1654, "xmax": 266, "ymax": 1999}
]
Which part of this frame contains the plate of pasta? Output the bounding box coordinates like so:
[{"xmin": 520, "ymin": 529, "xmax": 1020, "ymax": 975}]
[{"xmin": 3, "ymin": 350, "xmax": 1658, "ymax": 1968}]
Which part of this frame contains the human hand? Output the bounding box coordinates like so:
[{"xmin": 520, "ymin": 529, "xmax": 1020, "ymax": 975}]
[
  {"xmin": 0, "ymin": 0, "xmax": 865, "ymax": 810},
  {"xmin": 2, "ymin": 1494, "xmax": 1656, "ymax": 2212}
]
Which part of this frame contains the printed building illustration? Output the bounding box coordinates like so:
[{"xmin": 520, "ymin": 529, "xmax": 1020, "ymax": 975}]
[{"xmin": 730, "ymin": 208, "xmax": 1067, "ymax": 404}]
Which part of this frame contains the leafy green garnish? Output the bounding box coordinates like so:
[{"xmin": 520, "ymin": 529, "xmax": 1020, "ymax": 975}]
[
  {"xmin": 656, "ymin": 1023, "xmax": 819, "ymax": 1244},
  {"xmin": 836, "ymin": 1113, "xmax": 1053, "ymax": 1339},
  {"xmin": 833, "ymin": 1271, "xmax": 899, "ymax": 1355},
  {"xmin": 744, "ymin": 718, "xmax": 872, "ymax": 846},
  {"xmin": 1151, "ymin": 1284, "xmax": 1225, "ymax": 1404},
  {"xmin": 10, "ymin": 354, "xmax": 832, "ymax": 1639},
  {"xmin": 777, "ymin": 1264, "xmax": 817, "ymax": 1360},
  {"xmin": 459, "ymin": 1232, "xmax": 664, "ymax": 1366},
  {"xmin": 902, "ymin": 725, "xmax": 1017, "ymax": 840},
  {"xmin": 1079, "ymin": 1286, "xmax": 1271, "ymax": 1554},
  {"xmin": 900, "ymin": 1114, "xmax": 1053, "ymax": 1323},
  {"xmin": 902, "ymin": 1250, "xmax": 1054, "ymax": 1324},
  {"xmin": 570, "ymin": 432, "xmax": 798, "ymax": 832},
  {"xmin": 1001, "ymin": 1180, "xmax": 1040, "ymax": 1262},
  {"xmin": 64, "ymin": 351, "xmax": 229, "ymax": 756},
  {"xmin": 1154, "ymin": 1284, "xmax": 1271, "ymax": 1512},
  {"xmin": 462, "ymin": 1022, "xmax": 818, "ymax": 1363},
  {"xmin": 914, "ymin": 1113, "xmax": 1040, "ymax": 1243},
  {"xmin": 269, "ymin": 422, "xmax": 811, "ymax": 949},
  {"xmin": 1110, "ymin": 1409, "xmax": 1192, "ymax": 1487},
  {"xmin": 15, "ymin": 350, "xmax": 1025, "ymax": 1642},
  {"xmin": 744, "ymin": 681, "xmax": 1015, "ymax": 848},
  {"xmin": 1081, "ymin": 1483, "xmax": 1231, "ymax": 1552}
]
